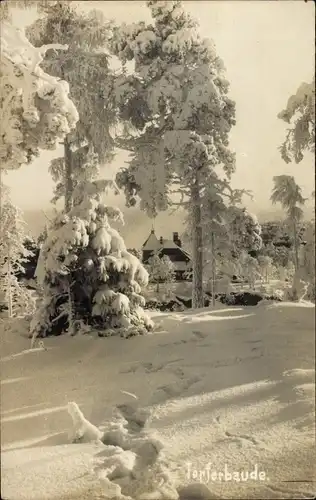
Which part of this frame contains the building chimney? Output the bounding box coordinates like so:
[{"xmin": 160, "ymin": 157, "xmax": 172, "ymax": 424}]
[
  {"xmin": 173, "ymin": 232, "xmax": 181, "ymax": 247},
  {"xmin": 159, "ymin": 236, "xmax": 163, "ymax": 244}
]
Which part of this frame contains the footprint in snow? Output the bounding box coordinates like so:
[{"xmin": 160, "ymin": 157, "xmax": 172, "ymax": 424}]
[
  {"xmin": 121, "ymin": 358, "xmax": 185, "ymax": 374},
  {"xmin": 192, "ymin": 330, "xmax": 208, "ymax": 339},
  {"xmin": 222, "ymin": 430, "xmax": 265, "ymax": 449},
  {"xmin": 116, "ymin": 403, "xmax": 151, "ymax": 433},
  {"xmin": 151, "ymin": 376, "xmax": 201, "ymax": 404}
]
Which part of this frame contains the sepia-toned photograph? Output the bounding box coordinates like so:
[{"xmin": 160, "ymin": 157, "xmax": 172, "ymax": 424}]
[{"xmin": 1, "ymin": 1, "xmax": 315, "ymax": 499}]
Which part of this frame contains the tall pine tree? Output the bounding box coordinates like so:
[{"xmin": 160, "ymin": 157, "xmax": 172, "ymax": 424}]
[
  {"xmin": 111, "ymin": 0, "xmax": 236, "ymax": 307},
  {"xmin": 26, "ymin": 1, "xmax": 118, "ymax": 211}
]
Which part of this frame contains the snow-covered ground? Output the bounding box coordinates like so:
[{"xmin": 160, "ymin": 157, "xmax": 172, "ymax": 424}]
[{"xmin": 1, "ymin": 301, "xmax": 315, "ymax": 499}]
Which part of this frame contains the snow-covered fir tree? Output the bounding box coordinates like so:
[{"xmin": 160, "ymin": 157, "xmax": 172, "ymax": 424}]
[
  {"xmin": 146, "ymin": 252, "xmax": 175, "ymax": 292},
  {"xmin": 31, "ymin": 156, "xmax": 153, "ymax": 340},
  {"xmin": 111, "ymin": 0, "xmax": 236, "ymax": 308},
  {"xmin": 0, "ymin": 184, "xmax": 35, "ymax": 318},
  {"xmin": 26, "ymin": 2, "xmax": 118, "ymax": 212}
]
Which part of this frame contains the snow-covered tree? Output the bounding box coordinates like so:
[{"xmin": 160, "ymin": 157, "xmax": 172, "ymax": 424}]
[
  {"xmin": 278, "ymin": 78, "xmax": 315, "ymax": 164},
  {"xmin": 257, "ymin": 255, "xmax": 274, "ymax": 283},
  {"xmin": 271, "ymin": 175, "xmax": 305, "ymax": 272},
  {"xmin": 183, "ymin": 193, "xmax": 261, "ymax": 296},
  {"xmin": 0, "ymin": 13, "xmax": 78, "ymax": 245},
  {"xmin": 31, "ymin": 159, "xmax": 153, "ymax": 340},
  {"xmin": 26, "ymin": 2, "xmax": 118, "ymax": 211},
  {"xmin": 146, "ymin": 252, "xmax": 175, "ymax": 292},
  {"xmin": 0, "ymin": 186, "xmax": 35, "ymax": 318},
  {"xmin": 111, "ymin": 0, "xmax": 236, "ymax": 308},
  {"xmin": 271, "ymin": 175, "xmax": 306, "ymax": 300},
  {"xmin": 14, "ymin": 237, "xmax": 39, "ymax": 281},
  {"xmin": 240, "ymin": 253, "xmax": 261, "ymax": 290},
  {"xmin": 0, "ymin": 20, "xmax": 78, "ymax": 174},
  {"xmin": 183, "ymin": 185, "xmax": 236, "ymax": 300},
  {"xmin": 300, "ymin": 220, "xmax": 315, "ymax": 301},
  {"xmin": 227, "ymin": 206, "xmax": 262, "ymax": 258}
]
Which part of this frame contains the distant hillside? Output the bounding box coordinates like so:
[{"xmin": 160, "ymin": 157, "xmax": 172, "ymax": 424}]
[
  {"xmin": 256, "ymin": 206, "xmax": 314, "ymax": 222},
  {"xmin": 23, "ymin": 203, "xmax": 314, "ymax": 247}
]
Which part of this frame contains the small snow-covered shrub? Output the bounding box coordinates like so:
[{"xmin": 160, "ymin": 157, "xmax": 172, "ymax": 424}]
[
  {"xmin": 218, "ymin": 291, "xmax": 282, "ymax": 306},
  {"xmin": 272, "ymin": 289, "xmax": 285, "ymax": 301},
  {"xmin": 146, "ymin": 253, "xmax": 176, "ymax": 293},
  {"xmin": 219, "ymin": 292, "xmax": 236, "ymax": 306}
]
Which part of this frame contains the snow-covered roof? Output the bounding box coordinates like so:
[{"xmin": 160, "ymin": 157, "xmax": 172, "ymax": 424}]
[
  {"xmin": 160, "ymin": 239, "xmax": 179, "ymax": 249},
  {"xmin": 142, "ymin": 230, "xmax": 161, "ymax": 251}
]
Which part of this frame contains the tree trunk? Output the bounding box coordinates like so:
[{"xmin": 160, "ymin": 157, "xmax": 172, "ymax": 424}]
[
  {"xmin": 0, "ymin": 168, "xmax": 2, "ymax": 227},
  {"xmin": 64, "ymin": 137, "xmax": 73, "ymax": 213},
  {"xmin": 191, "ymin": 181, "xmax": 204, "ymax": 309},
  {"xmin": 291, "ymin": 218, "xmax": 300, "ymax": 301},
  {"xmin": 7, "ymin": 244, "xmax": 13, "ymax": 318},
  {"xmin": 292, "ymin": 218, "xmax": 299, "ymax": 272},
  {"xmin": 210, "ymin": 231, "xmax": 216, "ymax": 307},
  {"xmin": 67, "ymin": 284, "xmax": 75, "ymax": 335}
]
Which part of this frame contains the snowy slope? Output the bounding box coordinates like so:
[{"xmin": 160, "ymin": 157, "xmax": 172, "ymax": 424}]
[{"xmin": 1, "ymin": 302, "xmax": 315, "ymax": 499}]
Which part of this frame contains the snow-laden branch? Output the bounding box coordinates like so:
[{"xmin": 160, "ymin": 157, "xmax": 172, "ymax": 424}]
[
  {"xmin": 0, "ymin": 22, "xmax": 78, "ymax": 171},
  {"xmin": 1, "ymin": 22, "xmax": 68, "ymax": 74}
]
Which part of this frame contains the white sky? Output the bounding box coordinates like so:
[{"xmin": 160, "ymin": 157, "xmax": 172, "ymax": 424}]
[{"xmin": 5, "ymin": 1, "xmax": 315, "ymax": 244}]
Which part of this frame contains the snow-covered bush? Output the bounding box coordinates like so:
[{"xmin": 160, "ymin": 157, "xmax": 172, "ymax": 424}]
[
  {"xmin": 31, "ymin": 172, "xmax": 153, "ymax": 339},
  {"xmin": 146, "ymin": 252, "xmax": 175, "ymax": 293}
]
